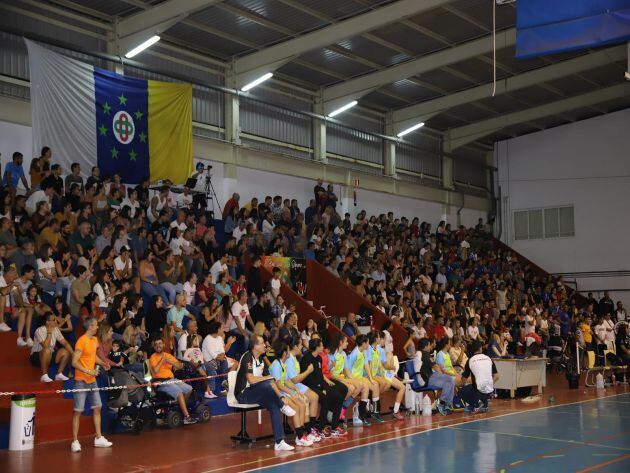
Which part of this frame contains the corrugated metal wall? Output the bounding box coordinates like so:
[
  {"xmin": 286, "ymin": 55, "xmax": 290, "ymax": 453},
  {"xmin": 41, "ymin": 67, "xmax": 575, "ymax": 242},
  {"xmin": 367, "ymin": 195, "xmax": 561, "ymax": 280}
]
[{"xmin": 326, "ymin": 121, "xmax": 383, "ymax": 165}]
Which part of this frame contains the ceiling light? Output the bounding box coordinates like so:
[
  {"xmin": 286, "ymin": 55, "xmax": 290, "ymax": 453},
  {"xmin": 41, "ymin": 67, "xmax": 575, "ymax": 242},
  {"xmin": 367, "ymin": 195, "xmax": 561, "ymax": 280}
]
[
  {"xmin": 397, "ymin": 122, "xmax": 425, "ymax": 138},
  {"xmin": 241, "ymin": 72, "xmax": 273, "ymax": 92},
  {"xmin": 124, "ymin": 35, "xmax": 161, "ymax": 59},
  {"xmin": 328, "ymin": 100, "xmax": 358, "ymax": 118}
]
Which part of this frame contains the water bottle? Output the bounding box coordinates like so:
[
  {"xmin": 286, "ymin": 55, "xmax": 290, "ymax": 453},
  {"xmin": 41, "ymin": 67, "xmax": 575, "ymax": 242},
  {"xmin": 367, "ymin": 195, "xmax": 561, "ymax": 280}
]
[
  {"xmin": 422, "ymin": 394, "xmax": 432, "ymax": 416},
  {"xmin": 414, "ymin": 394, "xmax": 421, "ymax": 415},
  {"xmin": 595, "ymin": 372, "xmax": 605, "ymax": 389}
]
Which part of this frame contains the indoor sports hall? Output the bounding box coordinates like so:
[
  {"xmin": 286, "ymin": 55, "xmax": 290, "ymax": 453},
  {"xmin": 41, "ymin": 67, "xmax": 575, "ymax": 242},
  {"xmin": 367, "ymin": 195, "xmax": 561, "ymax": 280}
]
[{"xmin": 0, "ymin": 1, "xmax": 628, "ymax": 473}]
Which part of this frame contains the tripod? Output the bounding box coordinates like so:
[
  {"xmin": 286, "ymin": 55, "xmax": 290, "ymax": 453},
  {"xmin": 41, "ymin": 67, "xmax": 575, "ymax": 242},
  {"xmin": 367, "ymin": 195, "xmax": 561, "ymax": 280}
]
[{"xmin": 199, "ymin": 167, "xmax": 221, "ymax": 219}]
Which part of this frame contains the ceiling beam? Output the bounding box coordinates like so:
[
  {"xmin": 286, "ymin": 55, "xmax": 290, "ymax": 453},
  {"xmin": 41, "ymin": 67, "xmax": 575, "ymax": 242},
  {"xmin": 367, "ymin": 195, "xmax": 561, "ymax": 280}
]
[
  {"xmin": 115, "ymin": 0, "xmax": 223, "ymax": 55},
  {"xmin": 444, "ymin": 83, "xmax": 629, "ymax": 151},
  {"xmin": 232, "ymin": 0, "xmax": 451, "ymax": 87},
  {"xmin": 392, "ymin": 45, "xmax": 626, "ymax": 133},
  {"xmin": 322, "ymin": 28, "xmax": 516, "ymax": 114}
]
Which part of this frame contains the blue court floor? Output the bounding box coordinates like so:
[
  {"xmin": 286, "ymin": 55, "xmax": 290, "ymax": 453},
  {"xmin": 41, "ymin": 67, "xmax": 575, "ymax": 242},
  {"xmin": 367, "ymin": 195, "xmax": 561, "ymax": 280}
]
[{"xmin": 252, "ymin": 393, "xmax": 630, "ymax": 473}]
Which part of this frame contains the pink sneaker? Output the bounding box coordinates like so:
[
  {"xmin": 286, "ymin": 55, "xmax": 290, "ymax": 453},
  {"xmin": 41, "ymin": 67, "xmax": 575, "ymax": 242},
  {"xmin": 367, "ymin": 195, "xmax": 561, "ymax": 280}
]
[{"xmin": 340, "ymin": 407, "xmax": 347, "ymax": 421}]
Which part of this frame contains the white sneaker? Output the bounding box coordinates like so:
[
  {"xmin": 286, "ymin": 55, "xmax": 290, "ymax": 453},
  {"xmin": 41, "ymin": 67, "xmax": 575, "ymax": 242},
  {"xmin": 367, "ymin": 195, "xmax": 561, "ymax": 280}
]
[
  {"xmin": 307, "ymin": 433, "xmax": 321, "ymax": 443},
  {"xmin": 204, "ymin": 391, "xmax": 218, "ymax": 399},
  {"xmin": 17, "ymin": 338, "xmax": 28, "ymax": 347},
  {"xmin": 274, "ymin": 440, "xmax": 295, "ymax": 451},
  {"xmin": 280, "ymin": 404, "xmax": 296, "ymax": 417},
  {"xmin": 40, "ymin": 374, "xmax": 53, "ymax": 383},
  {"xmin": 55, "ymin": 373, "xmax": 69, "ymax": 381},
  {"xmin": 26, "ymin": 338, "xmax": 34, "ymax": 347},
  {"xmin": 94, "ymin": 436, "xmax": 113, "ymax": 448},
  {"xmin": 0, "ymin": 322, "xmax": 11, "ymax": 332},
  {"xmin": 295, "ymin": 435, "xmax": 313, "ymax": 447},
  {"xmin": 70, "ymin": 440, "xmax": 81, "ymax": 452}
]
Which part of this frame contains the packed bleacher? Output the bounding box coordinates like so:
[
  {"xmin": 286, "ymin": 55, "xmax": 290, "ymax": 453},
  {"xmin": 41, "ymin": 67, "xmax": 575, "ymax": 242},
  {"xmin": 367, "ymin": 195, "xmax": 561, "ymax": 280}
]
[{"xmin": 1, "ymin": 147, "xmax": 629, "ymax": 452}]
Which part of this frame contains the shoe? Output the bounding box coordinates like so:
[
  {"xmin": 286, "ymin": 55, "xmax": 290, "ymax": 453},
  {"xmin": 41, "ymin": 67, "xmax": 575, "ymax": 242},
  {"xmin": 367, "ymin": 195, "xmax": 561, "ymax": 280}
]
[
  {"xmin": 70, "ymin": 440, "xmax": 81, "ymax": 452},
  {"xmin": 340, "ymin": 407, "xmax": 347, "ymax": 421},
  {"xmin": 437, "ymin": 403, "xmax": 451, "ymax": 416},
  {"xmin": 307, "ymin": 431, "xmax": 321, "ymax": 443},
  {"xmin": 393, "ymin": 411, "xmax": 405, "ymax": 420},
  {"xmin": 0, "ymin": 322, "xmax": 11, "ymax": 332},
  {"xmin": 319, "ymin": 426, "xmax": 332, "ymax": 438},
  {"xmin": 274, "ymin": 440, "xmax": 295, "ymax": 451},
  {"xmin": 17, "ymin": 338, "xmax": 28, "ymax": 347},
  {"xmin": 40, "ymin": 374, "xmax": 53, "ymax": 383},
  {"xmin": 94, "ymin": 436, "xmax": 112, "ymax": 448},
  {"xmin": 55, "ymin": 373, "xmax": 69, "ymax": 381},
  {"xmin": 295, "ymin": 435, "xmax": 313, "ymax": 447},
  {"xmin": 26, "ymin": 338, "xmax": 34, "ymax": 347},
  {"xmin": 280, "ymin": 404, "xmax": 296, "ymax": 417},
  {"xmin": 331, "ymin": 426, "xmax": 348, "ymax": 437},
  {"xmin": 204, "ymin": 391, "xmax": 218, "ymax": 399},
  {"xmin": 372, "ymin": 413, "xmax": 385, "ymax": 423},
  {"xmin": 479, "ymin": 406, "xmax": 489, "ymax": 413},
  {"xmin": 183, "ymin": 416, "xmax": 198, "ymax": 425},
  {"xmin": 358, "ymin": 416, "xmax": 372, "ymax": 427}
]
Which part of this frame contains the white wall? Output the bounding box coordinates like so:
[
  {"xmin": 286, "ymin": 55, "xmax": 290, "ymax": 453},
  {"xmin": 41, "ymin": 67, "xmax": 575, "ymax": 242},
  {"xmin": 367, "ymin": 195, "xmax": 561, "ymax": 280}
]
[
  {"xmin": 203, "ymin": 160, "xmax": 486, "ymax": 227},
  {"xmin": 495, "ymin": 108, "xmax": 630, "ymax": 308},
  {"xmin": 0, "ymin": 120, "xmax": 33, "ymax": 189}
]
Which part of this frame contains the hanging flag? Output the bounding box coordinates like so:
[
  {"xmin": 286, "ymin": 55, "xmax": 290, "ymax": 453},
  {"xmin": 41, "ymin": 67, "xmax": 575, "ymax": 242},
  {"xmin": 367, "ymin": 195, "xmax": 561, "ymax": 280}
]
[{"xmin": 25, "ymin": 39, "xmax": 192, "ymax": 184}]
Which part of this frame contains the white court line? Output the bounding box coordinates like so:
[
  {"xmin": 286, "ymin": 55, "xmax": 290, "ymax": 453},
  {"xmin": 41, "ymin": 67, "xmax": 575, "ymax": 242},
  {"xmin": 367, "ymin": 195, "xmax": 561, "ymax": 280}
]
[
  {"xmin": 450, "ymin": 426, "xmax": 630, "ymax": 452},
  {"xmin": 234, "ymin": 392, "xmax": 630, "ymax": 473}
]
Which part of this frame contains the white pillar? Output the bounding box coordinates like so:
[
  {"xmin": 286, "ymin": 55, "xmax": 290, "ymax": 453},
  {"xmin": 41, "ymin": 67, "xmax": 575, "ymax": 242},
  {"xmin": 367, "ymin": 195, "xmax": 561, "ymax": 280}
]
[
  {"xmin": 442, "ymin": 155, "xmax": 454, "ymax": 190},
  {"xmin": 313, "ymin": 93, "xmax": 327, "ymax": 163},
  {"xmin": 225, "ymin": 69, "xmax": 241, "ymax": 145}
]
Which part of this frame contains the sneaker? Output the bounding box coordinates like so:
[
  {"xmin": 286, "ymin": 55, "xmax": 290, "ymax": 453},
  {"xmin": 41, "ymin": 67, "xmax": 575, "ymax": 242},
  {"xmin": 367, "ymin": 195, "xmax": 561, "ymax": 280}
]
[
  {"xmin": 372, "ymin": 413, "xmax": 385, "ymax": 423},
  {"xmin": 280, "ymin": 404, "xmax": 296, "ymax": 417},
  {"xmin": 437, "ymin": 403, "xmax": 451, "ymax": 416},
  {"xmin": 55, "ymin": 373, "xmax": 70, "ymax": 381},
  {"xmin": 94, "ymin": 436, "xmax": 112, "ymax": 448},
  {"xmin": 358, "ymin": 416, "xmax": 372, "ymax": 427},
  {"xmin": 274, "ymin": 440, "xmax": 295, "ymax": 451},
  {"xmin": 393, "ymin": 411, "xmax": 405, "ymax": 421},
  {"xmin": 319, "ymin": 426, "xmax": 332, "ymax": 438},
  {"xmin": 183, "ymin": 416, "xmax": 198, "ymax": 425},
  {"xmin": 340, "ymin": 407, "xmax": 347, "ymax": 421},
  {"xmin": 17, "ymin": 338, "xmax": 28, "ymax": 347},
  {"xmin": 295, "ymin": 435, "xmax": 313, "ymax": 447},
  {"xmin": 40, "ymin": 374, "xmax": 53, "ymax": 383},
  {"xmin": 479, "ymin": 406, "xmax": 489, "ymax": 413},
  {"xmin": 26, "ymin": 338, "xmax": 34, "ymax": 347},
  {"xmin": 204, "ymin": 391, "xmax": 218, "ymax": 399},
  {"xmin": 307, "ymin": 432, "xmax": 321, "ymax": 443},
  {"xmin": 70, "ymin": 440, "xmax": 81, "ymax": 452},
  {"xmin": 332, "ymin": 426, "xmax": 348, "ymax": 437},
  {"xmin": 0, "ymin": 322, "xmax": 11, "ymax": 332}
]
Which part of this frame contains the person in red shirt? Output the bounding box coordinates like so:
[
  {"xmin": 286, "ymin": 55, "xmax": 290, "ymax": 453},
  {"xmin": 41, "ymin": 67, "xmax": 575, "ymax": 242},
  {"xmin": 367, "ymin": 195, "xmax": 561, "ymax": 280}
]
[
  {"xmin": 222, "ymin": 193, "xmax": 240, "ymax": 219},
  {"xmin": 434, "ymin": 316, "xmax": 446, "ymax": 342}
]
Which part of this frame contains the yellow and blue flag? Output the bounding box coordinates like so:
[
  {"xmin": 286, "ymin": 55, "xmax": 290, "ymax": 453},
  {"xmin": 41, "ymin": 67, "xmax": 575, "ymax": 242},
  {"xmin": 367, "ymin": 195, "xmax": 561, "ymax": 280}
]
[{"xmin": 26, "ymin": 39, "xmax": 192, "ymax": 184}]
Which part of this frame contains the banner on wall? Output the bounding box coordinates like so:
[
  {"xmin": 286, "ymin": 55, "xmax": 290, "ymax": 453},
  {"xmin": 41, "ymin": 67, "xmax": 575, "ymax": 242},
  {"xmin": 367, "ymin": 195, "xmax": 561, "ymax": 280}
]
[{"xmin": 261, "ymin": 256, "xmax": 307, "ymax": 297}]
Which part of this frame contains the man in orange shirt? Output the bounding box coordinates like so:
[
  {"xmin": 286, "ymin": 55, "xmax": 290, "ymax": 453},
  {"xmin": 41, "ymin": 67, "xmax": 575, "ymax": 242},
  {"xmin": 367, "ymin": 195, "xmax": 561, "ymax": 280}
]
[
  {"xmin": 149, "ymin": 338, "xmax": 198, "ymax": 425},
  {"xmin": 70, "ymin": 317, "xmax": 112, "ymax": 453}
]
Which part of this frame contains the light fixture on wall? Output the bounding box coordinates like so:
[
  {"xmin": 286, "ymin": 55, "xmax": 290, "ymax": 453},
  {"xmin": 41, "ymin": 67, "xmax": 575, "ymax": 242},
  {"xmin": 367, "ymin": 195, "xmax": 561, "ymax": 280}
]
[
  {"xmin": 328, "ymin": 100, "xmax": 358, "ymax": 118},
  {"xmin": 124, "ymin": 35, "xmax": 161, "ymax": 59},
  {"xmin": 396, "ymin": 122, "xmax": 425, "ymax": 138},
  {"xmin": 241, "ymin": 72, "xmax": 274, "ymax": 92}
]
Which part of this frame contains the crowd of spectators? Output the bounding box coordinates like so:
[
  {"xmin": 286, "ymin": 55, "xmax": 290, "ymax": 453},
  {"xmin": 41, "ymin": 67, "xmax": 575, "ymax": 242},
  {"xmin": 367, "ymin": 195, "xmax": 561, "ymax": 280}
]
[{"xmin": 1, "ymin": 146, "xmax": 628, "ymax": 451}]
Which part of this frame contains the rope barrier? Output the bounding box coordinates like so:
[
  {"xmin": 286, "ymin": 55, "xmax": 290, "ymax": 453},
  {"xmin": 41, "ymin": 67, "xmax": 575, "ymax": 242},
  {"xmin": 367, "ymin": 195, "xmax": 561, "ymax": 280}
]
[{"xmin": 0, "ymin": 372, "xmax": 229, "ymax": 397}]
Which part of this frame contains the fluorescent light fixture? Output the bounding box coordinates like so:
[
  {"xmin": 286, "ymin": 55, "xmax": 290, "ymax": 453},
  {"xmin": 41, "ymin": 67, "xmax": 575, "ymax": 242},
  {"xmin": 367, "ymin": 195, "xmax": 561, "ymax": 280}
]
[
  {"xmin": 328, "ymin": 100, "xmax": 358, "ymax": 118},
  {"xmin": 241, "ymin": 72, "xmax": 273, "ymax": 92},
  {"xmin": 396, "ymin": 122, "xmax": 425, "ymax": 138},
  {"xmin": 125, "ymin": 35, "xmax": 160, "ymax": 59}
]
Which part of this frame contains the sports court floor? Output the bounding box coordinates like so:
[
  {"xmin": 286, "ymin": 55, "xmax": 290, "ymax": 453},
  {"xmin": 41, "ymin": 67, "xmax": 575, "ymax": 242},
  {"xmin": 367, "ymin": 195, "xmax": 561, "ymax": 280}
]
[
  {"xmin": 252, "ymin": 393, "xmax": 630, "ymax": 473},
  {"xmin": 1, "ymin": 385, "xmax": 628, "ymax": 473}
]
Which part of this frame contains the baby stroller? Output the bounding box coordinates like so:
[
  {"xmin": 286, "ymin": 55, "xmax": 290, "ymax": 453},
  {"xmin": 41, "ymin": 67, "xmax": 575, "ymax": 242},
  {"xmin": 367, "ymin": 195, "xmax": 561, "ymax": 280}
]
[
  {"xmin": 547, "ymin": 334, "xmax": 570, "ymax": 374},
  {"xmin": 107, "ymin": 368, "xmax": 155, "ymax": 434}
]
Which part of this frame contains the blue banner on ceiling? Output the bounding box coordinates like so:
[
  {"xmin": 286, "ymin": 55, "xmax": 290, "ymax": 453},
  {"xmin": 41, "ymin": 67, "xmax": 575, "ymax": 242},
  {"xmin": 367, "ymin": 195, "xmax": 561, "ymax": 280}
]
[{"xmin": 516, "ymin": 0, "xmax": 630, "ymax": 59}]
